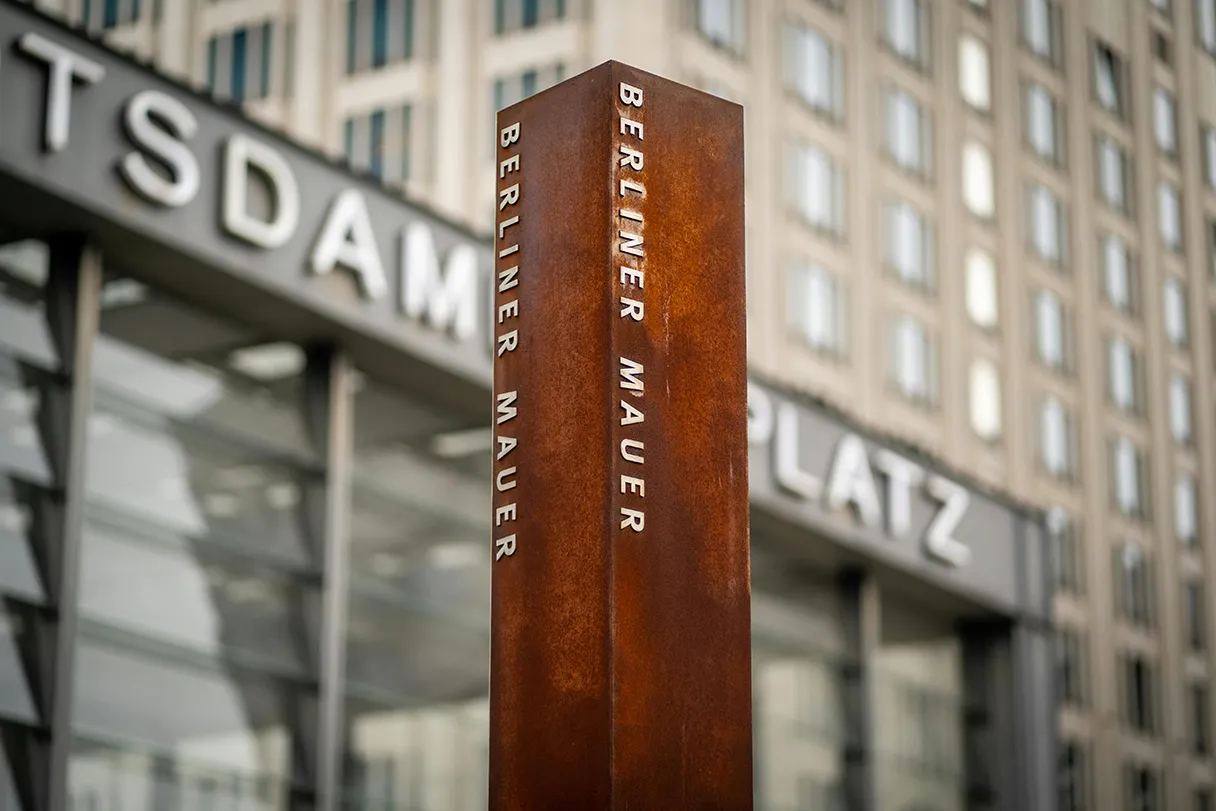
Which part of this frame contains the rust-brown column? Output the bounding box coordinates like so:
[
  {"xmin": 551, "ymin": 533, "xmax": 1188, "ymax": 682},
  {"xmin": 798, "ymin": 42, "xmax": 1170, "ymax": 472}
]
[{"xmin": 489, "ymin": 61, "xmax": 752, "ymax": 810}]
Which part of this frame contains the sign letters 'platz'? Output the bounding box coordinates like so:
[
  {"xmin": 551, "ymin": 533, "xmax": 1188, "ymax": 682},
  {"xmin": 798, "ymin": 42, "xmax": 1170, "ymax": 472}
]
[{"xmin": 488, "ymin": 63, "xmax": 753, "ymax": 810}]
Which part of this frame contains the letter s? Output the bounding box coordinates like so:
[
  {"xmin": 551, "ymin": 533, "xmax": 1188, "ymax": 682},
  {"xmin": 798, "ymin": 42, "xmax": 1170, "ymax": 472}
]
[{"xmin": 119, "ymin": 90, "xmax": 200, "ymax": 208}]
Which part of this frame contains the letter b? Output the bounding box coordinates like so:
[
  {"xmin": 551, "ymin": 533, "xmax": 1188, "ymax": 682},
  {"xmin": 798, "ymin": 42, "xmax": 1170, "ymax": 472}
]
[{"xmin": 620, "ymin": 82, "xmax": 643, "ymax": 107}]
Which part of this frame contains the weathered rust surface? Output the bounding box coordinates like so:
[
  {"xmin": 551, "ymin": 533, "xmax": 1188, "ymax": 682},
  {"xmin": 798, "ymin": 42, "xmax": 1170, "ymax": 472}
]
[{"xmin": 490, "ymin": 61, "xmax": 751, "ymax": 811}]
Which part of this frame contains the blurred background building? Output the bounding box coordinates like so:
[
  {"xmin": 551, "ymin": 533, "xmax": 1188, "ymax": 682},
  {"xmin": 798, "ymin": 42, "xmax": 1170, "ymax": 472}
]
[{"xmin": 2, "ymin": 0, "xmax": 1215, "ymax": 809}]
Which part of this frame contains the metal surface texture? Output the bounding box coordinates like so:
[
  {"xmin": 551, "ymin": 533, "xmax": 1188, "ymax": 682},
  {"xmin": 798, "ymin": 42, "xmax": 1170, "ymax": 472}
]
[{"xmin": 490, "ymin": 62, "xmax": 752, "ymax": 809}]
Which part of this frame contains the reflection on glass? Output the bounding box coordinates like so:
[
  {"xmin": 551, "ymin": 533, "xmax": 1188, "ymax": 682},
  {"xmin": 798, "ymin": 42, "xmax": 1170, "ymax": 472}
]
[
  {"xmin": 0, "ymin": 609, "xmax": 37, "ymax": 726},
  {"xmin": 0, "ymin": 239, "xmax": 54, "ymax": 754},
  {"xmin": 343, "ymin": 380, "xmax": 491, "ymax": 811},
  {"xmin": 0, "ymin": 479, "xmax": 44, "ymax": 605},
  {"xmin": 752, "ymin": 549, "xmax": 848, "ymax": 811},
  {"xmin": 874, "ymin": 597, "xmax": 964, "ymax": 811},
  {"xmin": 72, "ymin": 278, "xmax": 318, "ymax": 810}
]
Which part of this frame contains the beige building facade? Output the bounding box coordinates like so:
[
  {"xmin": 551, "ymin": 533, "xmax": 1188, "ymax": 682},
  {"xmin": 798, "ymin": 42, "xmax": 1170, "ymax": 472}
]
[{"xmin": 16, "ymin": 0, "xmax": 1216, "ymax": 808}]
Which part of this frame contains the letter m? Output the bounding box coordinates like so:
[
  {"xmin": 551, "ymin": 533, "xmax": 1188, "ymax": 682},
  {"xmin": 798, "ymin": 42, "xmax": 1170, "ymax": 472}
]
[
  {"xmin": 619, "ymin": 357, "xmax": 644, "ymax": 393},
  {"xmin": 496, "ymin": 391, "xmax": 518, "ymax": 424},
  {"xmin": 401, "ymin": 221, "xmax": 479, "ymax": 340}
]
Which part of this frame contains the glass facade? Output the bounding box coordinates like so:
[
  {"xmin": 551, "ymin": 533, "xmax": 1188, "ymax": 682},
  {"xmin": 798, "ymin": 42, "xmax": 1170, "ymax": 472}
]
[{"xmin": 1, "ymin": 238, "xmax": 57, "ymax": 811}]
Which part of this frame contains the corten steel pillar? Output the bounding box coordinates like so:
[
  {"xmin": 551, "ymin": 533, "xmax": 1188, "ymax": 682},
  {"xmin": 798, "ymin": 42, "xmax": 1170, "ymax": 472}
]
[{"xmin": 489, "ymin": 61, "xmax": 752, "ymax": 810}]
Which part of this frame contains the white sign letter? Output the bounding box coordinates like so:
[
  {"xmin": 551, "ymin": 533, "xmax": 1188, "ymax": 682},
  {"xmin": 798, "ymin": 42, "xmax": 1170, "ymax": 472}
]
[
  {"xmin": 872, "ymin": 450, "xmax": 925, "ymax": 537},
  {"xmin": 222, "ymin": 135, "xmax": 301, "ymax": 249},
  {"xmin": 310, "ymin": 189, "xmax": 388, "ymax": 300},
  {"xmin": 824, "ymin": 435, "xmax": 882, "ymax": 528},
  {"xmin": 119, "ymin": 90, "xmax": 200, "ymax": 208},
  {"xmin": 924, "ymin": 477, "xmax": 972, "ymax": 568},
  {"xmin": 401, "ymin": 222, "xmax": 478, "ymax": 340},
  {"xmin": 18, "ymin": 33, "xmax": 105, "ymax": 153}
]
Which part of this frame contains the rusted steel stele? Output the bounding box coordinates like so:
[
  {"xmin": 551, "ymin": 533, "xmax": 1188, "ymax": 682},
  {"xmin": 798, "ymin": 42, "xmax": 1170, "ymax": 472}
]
[{"xmin": 489, "ymin": 61, "xmax": 752, "ymax": 810}]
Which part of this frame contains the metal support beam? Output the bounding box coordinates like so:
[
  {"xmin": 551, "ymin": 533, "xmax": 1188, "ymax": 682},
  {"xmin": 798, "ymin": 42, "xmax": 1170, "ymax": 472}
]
[
  {"xmin": 307, "ymin": 345, "xmax": 354, "ymax": 811},
  {"xmin": 44, "ymin": 236, "xmax": 102, "ymax": 811}
]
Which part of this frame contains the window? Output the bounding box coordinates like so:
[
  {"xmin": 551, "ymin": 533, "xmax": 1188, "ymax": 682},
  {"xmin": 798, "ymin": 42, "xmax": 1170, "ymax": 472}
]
[
  {"xmin": 1164, "ymin": 276, "xmax": 1188, "ymax": 346},
  {"xmin": 1023, "ymin": 0, "xmax": 1061, "ymax": 65},
  {"xmin": 1185, "ymin": 581, "xmax": 1206, "ymax": 651},
  {"xmin": 1096, "ymin": 136, "xmax": 1131, "ymax": 214},
  {"xmin": 1028, "ymin": 185, "xmax": 1066, "ymax": 265},
  {"xmin": 885, "ymin": 201, "xmax": 934, "ymax": 289},
  {"xmin": 1034, "ymin": 289, "xmax": 1071, "ymax": 371},
  {"xmin": 1125, "ymin": 764, "xmax": 1159, "ymax": 811},
  {"xmin": 1201, "ymin": 0, "xmax": 1216, "ymax": 55},
  {"xmin": 883, "ymin": 0, "xmax": 931, "ymax": 69},
  {"xmin": 963, "ymin": 142, "xmax": 995, "ymax": 218},
  {"xmin": 1106, "ymin": 335, "xmax": 1141, "ymax": 413},
  {"xmin": 1154, "ymin": 88, "xmax": 1177, "ymax": 155},
  {"xmin": 1048, "ymin": 508, "xmax": 1084, "ymax": 595},
  {"xmin": 788, "ymin": 264, "xmax": 849, "ymax": 357},
  {"xmin": 1209, "ymin": 220, "xmax": 1216, "ymax": 280},
  {"xmin": 1169, "ymin": 375, "xmax": 1193, "ymax": 444},
  {"xmin": 1057, "ymin": 629, "xmax": 1088, "ymax": 706},
  {"xmin": 959, "ymin": 35, "xmax": 991, "ymax": 111},
  {"xmin": 494, "ymin": 0, "xmax": 565, "ymax": 35},
  {"xmin": 1116, "ymin": 543, "xmax": 1155, "ymax": 627},
  {"xmin": 1039, "ymin": 396, "xmax": 1075, "ymax": 479},
  {"xmin": 1177, "ymin": 475, "xmax": 1198, "ymax": 546},
  {"xmin": 695, "ymin": 0, "xmax": 746, "ymax": 55},
  {"xmin": 1193, "ymin": 684, "xmax": 1210, "ymax": 754},
  {"xmin": 1026, "ymin": 83, "xmax": 1064, "ymax": 165},
  {"xmin": 207, "ymin": 22, "xmax": 276, "ymax": 103},
  {"xmin": 493, "ymin": 63, "xmax": 565, "ymax": 111},
  {"xmin": 81, "ymin": 0, "xmax": 142, "ymax": 30},
  {"xmin": 965, "ymin": 248, "xmax": 998, "ymax": 329},
  {"xmin": 783, "ymin": 22, "xmax": 844, "ymax": 120},
  {"xmin": 889, "ymin": 314, "xmax": 937, "ymax": 405},
  {"xmin": 1151, "ymin": 0, "xmax": 1170, "ymax": 14},
  {"xmin": 1119, "ymin": 656, "xmax": 1158, "ymax": 734},
  {"xmin": 343, "ymin": 105, "xmax": 412, "ymax": 186},
  {"xmin": 1158, "ymin": 182, "xmax": 1183, "ymax": 252},
  {"xmin": 1093, "ymin": 42, "xmax": 1127, "ymax": 118},
  {"xmin": 885, "ymin": 88, "xmax": 933, "ymax": 177},
  {"xmin": 969, "ymin": 359, "xmax": 1002, "ymax": 440},
  {"xmin": 1153, "ymin": 30, "xmax": 1172, "ymax": 65},
  {"xmin": 1112, "ymin": 437, "xmax": 1148, "ymax": 519},
  {"xmin": 346, "ymin": 0, "xmax": 415, "ymax": 72},
  {"xmin": 787, "ymin": 142, "xmax": 845, "ymax": 236},
  {"xmin": 1102, "ymin": 234, "xmax": 1137, "ymax": 314},
  {"xmin": 1204, "ymin": 126, "xmax": 1216, "ymax": 190},
  {"xmin": 1060, "ymin": 741, "xmax": 1089, "ymax": 811}
]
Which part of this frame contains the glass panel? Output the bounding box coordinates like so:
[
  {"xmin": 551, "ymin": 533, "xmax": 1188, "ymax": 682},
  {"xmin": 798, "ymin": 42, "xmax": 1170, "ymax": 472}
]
[
  {"xmin": 0, "ymin": 367, "xmax": 53, "ymax": 487},
  {"xmin": 0, "ymin": 743, "xmax": 19, "ymax": 811},
  {"xmin": 343, "ymin": 380, "xmax": 491, "ymax": 807},
  {"xmin": 76, "ymin": 278, "xmax": 318, "ymax": 805},
  {"xmin": 0, "ymin": 479, "xmax": 44, "ymax": 604},
  {"xmin": 752, "ymin": 547, "xmax": 847, "ymax": 811},
  {"xmin": 0, "ymin": 241, "xmax": 56, "ymax": 372},
  {"xmin": 875, "ymin": 598, "xmax": 964, "ymax": 811},
  {"xmin": 0, "ymin": 608, "xmax": 38, "ymax": 726},
  {"xmin": 78, "ymin": 521, "xmax": 312, "ymax": 677},
  {"xmin": 72, "ymin": 640, "xmax": 300, "ymax": 785},
  {"xmin": 70, "ymin": 739, "xmax": 283, "ymax": 811}
]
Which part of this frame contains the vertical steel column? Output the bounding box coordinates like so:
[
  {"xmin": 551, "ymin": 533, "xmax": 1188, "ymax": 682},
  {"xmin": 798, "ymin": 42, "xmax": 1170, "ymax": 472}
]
[
  {"xmin": 43, "ymin": 237, "xmax": 102, "ymax": 811},
  {"xmin": 307, "ymin": 346, "xmax": 354, "ymax": 811},
  {"xmin": 838, "ymin": 569, "xmax": 878, "ymax": 811}
]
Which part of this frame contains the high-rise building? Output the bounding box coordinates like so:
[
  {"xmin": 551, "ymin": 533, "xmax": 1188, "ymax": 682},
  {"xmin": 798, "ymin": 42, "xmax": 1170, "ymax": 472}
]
[{"xmin": 5, "ymin": 0, "xmax": 1216, "ymax": 809}]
